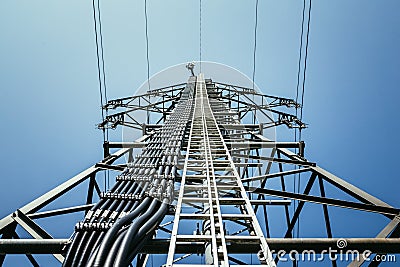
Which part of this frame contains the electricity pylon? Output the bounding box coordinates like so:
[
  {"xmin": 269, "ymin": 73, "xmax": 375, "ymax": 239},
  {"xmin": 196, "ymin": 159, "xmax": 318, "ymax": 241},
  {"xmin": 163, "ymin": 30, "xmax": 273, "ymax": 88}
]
[{"xmin": 0, "ymin": 71, "xmax": 399, "ymax": 266}]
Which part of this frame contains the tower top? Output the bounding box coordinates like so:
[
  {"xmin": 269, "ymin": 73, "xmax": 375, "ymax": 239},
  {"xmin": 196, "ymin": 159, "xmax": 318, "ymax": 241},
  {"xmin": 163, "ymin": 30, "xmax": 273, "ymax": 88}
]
[{"xmin": 186, "ymin": 61, "xmax": 195, "ymax": 76}]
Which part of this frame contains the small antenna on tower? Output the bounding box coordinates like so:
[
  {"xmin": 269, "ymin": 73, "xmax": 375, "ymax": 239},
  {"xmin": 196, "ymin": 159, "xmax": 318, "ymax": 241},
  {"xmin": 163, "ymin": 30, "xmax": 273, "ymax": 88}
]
[{"xmin": 186, "ymin": 62, "xmax": 195, "ymax": 76}]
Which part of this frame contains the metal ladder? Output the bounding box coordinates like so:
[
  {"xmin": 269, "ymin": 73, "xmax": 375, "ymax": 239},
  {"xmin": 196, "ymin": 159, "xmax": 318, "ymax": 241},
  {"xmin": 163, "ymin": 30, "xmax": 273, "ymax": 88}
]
[{"xmin": 167, "ymin": 74, "xmax": 276, "ymax": 267}]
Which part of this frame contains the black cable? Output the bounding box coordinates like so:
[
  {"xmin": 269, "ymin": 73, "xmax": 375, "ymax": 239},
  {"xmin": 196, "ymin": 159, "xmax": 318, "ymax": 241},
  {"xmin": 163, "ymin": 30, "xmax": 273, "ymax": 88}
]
[
  {"xmin": 76, "ymin": 231, "xmax": 100, "ymax": 266},
  {"xmin": 62, "ymin": 182, "xmax": 128, "ymax": 265},
  {"xmin": 84, "ymin": 232, "xmax": 105, "ymax": 267},
  {"xmin": 85, "ymin": 244, "xmax": 101, "ymax": 266},
  {"xmin": 113, "ymin": 199, "xmax": 159, "ymax": 266},
  {"xmin": 71, "ymin": 182, "xmax": 131, "ymax": 265},
  {"xmin": 66, "ymin": 85, "xmax": 194, "ymax": 266},
  {"xmin": 71, "ymin": 231, "xmax": 90, "ymax": 267},
  {"xmin": 121, "ymin": 202, "xmax": 169, "ymax": 267},
  {"xmin": 92, "ymin": 197, "xmax": 152, "ymax": 267},
  {"xmin": 62, "ymin": 233, "xmax": 82, "ymax": 267},
  {"xmin": 103, "ymin": 231, "xmax": 127, "ymax": 267}
]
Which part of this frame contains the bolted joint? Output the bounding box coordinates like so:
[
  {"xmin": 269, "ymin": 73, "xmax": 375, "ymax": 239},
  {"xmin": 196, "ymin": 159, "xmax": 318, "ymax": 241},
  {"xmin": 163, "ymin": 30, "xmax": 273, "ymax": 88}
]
[
  {"xmin": 299, "ymin": 141, "xmax": 305, "ymax": 157},
  {"xmin": 103, "ymin": 141, "xmax": 110, "ymax": 158}
]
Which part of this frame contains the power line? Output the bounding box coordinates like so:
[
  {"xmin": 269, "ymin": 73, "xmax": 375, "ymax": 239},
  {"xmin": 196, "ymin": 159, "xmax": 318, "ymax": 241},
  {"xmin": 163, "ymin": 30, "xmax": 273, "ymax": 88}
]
[
  {"xmin": 295, "ymin": 0, "xmax": 312, "ymax": 243},
  {"xmin": 144, "ymin": 0, "xmax": 151, "ymax": 126},
  {"xmin": 144, "ymin": 0, "xmax": 150, "ymax": 91},
  {"xmin": 295, "ymin": 0, "xmax": 306, "ymax": 143},
  {"xmin": 96, "ymin": 0, "xmax": 109, "ymax": 140},
  {"xmin": 91, "ymin": 0, "xmax": 106, "ymax": 143},
  {"xmin": 299, "ymin": 0, "xmax": 312, "ymax": 242},
  {"xmin": 300, "ymin": 0, "xmax": 312, "ymax": 136},
  {"xmin": 199, "ymin": 0, "xmax": 202, "ymax": 73},
  {"xmin": 294, "ymin": 0, "xmax": 312, "ymax": 141},
  {"xmin": 92, "ymin": 0, "xmax": 110, "ymax": 190},
  {"xmin": 248, "ymin": 0, "xmax": 259, "ymax": 201},
  {"xmin": 252, "ymin": 0, "xmax": 258, "ymax": 93},
  {"xmin": 293, "ymin": 0, "xmax": 307, "ymax": 241}
]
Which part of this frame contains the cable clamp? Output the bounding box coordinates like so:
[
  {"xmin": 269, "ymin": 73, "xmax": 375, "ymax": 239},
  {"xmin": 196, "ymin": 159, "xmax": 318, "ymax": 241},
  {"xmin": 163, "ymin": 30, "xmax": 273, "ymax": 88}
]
[
  {"xmin": 100, "ymin": 192, "xmax": 142, "ymax": 200},
  {"xmin": 75, "ymin": 221, "xmax": 113, "ymax": 231}
]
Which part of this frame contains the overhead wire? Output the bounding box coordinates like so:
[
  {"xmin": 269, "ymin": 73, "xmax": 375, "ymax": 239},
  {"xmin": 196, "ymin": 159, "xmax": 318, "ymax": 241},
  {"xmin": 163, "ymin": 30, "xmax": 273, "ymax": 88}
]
[
  {"xmin": 96, "ymin": 0, "xmax": 111, "ymax": 190},
  {"xmin": 300, "ymin": 0, "xmax": 312, "ymax": 139},
  {"xmin": 92, "ymin": 0, "xmax": 105, "ymax": 143},
  {"xmin": 295, "ymin": 0, "xmax": 306, "ymax": 143},
  {"xmin": 294, "ymin": 0, "xmax": 312, "ymax": 242},
  {"xmin": 293, "ymin": 0, "xmax": 307, "ymax": 241},
  {"xmin": 144, "ymin": 0, "xmax": 150, "ymax": 91},
  {"xmin": 299, "ymin": 0, "xmax": 312, "ymax": 242},
  {"xmin": 97, "ymin": 0, "xmax": 108, "ymax": 139},
  {"xmin": 252, "ymin": 0, "xmax": 258, "ymax": 93},
  {"xmin": 91, "ymin": 0, "xmax": 110, "ymax": 191},
  {"xmin": 64, "ymin": 2, "xmax": 195, "ymax": 266},
  {"xmin": 199, "ymin": 0, "xmax": 202, "ymax": 73},
  {"xmin": 144, "ymin": 0, "xmax": 151, "ymax": 126},
  {"xmin": 251, "ymin": 0, "xmax": 259, "ymax": 201},
  {"xmin": 73, "ymin": 0, "xmax": 316, "ymax": 265}
]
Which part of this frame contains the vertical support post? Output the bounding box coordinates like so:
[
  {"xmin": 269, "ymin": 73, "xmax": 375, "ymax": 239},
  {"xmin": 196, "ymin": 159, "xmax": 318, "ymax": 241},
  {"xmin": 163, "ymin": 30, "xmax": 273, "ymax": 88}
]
[
  {"xmin": 318, "ymin": 176, "xmax": 337, "ymax": 267},
  {"xmin": 86, "ymin": 174, "xmax": 97, "ymax": 206},
  {"xmin": 284, "ymin": 172, "xmax": 317, "ymax": 238},
  {"xmin": 277, "ymin": 151, "xmax": 292, "ymax": 233},
  {"xmin": 103, "ymin": 141, "xmax": 110, "ymax": 158},
  {"xmin": 0, "ymin": 224, "xmax": 16, "ymax": 266}
]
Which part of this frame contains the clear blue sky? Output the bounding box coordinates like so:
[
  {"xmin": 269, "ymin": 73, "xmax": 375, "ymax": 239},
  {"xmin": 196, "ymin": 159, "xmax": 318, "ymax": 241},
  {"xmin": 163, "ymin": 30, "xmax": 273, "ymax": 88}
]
[{"xmin": 0, "ymin": 1, "xmax": 399, "ymax": 266}]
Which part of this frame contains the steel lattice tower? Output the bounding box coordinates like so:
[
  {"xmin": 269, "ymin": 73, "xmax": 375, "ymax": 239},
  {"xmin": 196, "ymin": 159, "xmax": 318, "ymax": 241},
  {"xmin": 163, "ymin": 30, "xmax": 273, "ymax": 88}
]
[{"xmin": 0, "ymin": 72, "xmax": 399, "ymax": 266}]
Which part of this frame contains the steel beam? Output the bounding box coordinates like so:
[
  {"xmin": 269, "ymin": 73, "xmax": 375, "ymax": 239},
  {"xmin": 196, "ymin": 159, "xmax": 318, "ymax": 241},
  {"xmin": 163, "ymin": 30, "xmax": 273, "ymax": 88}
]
[
  {"xmin": 140, "ymin": 238, "xmax": 400, "ymax": 254},
  {"xmin": 349, "ymin": 215, "xmax": 400, "ymax": 267},
  {"xmin": 12, "ymin": 210, "xmax": 64, "ymax": 262},
  {"xmin": 27, "ymin": 204, "xmax": 95, "ymax": 219},
  {"xmin": 255, "ymin": 134, "xmax": 395, "ymax": 209},
  {"xmin": 247, "ymin": 187, "xmax": 400, "ymax": 216},
  {"xmin": 0, "ymin": 239, "xmax": 70, "ymax": 254},
  {"xmin": 226, "ymin": 141, "xmax": 303, "ymax": 149},
  {"xmin": 241, "ymin": 168, "xmax": 311, "ymax": 183},
  {"xmin": 0, "ymin": 147, "xmax": 130, "ymax": 232}
]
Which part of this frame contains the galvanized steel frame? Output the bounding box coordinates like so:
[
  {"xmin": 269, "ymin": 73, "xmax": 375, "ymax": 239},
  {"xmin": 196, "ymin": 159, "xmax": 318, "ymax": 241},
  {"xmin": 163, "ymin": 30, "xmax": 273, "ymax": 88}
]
[{"xmin": 0, "ymin": 74, "xmax": 398, "ymax": 266}]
